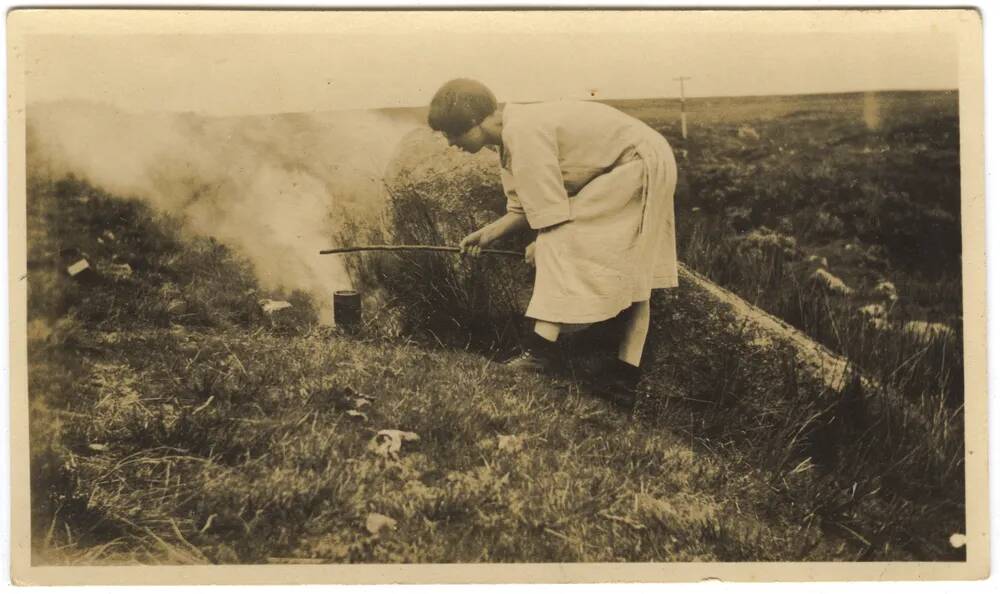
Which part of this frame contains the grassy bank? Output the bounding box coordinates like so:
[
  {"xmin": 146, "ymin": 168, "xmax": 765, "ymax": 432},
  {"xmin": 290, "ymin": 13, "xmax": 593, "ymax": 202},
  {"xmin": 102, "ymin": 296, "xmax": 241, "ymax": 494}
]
[
  {"xmin": 27, "ymin": 177, "xmax": 843, "ymax": 563},
  {"xmin": 27, "ymin": 175, "xmax": 964, "ymax": 563}
]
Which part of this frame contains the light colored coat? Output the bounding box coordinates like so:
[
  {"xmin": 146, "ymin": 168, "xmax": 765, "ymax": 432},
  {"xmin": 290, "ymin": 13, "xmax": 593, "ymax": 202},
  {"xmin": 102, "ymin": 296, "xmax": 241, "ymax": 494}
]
[{"xmin": 500, "ymin": 100, "xmax": 678, "ymax": 324}]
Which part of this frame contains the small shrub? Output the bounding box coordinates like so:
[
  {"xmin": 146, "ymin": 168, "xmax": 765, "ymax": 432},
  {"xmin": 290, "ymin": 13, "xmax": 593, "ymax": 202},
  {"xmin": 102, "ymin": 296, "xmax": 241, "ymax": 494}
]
[{"xmin": 339, "ymin": 129, "xmax": 533, "ymax": 353}]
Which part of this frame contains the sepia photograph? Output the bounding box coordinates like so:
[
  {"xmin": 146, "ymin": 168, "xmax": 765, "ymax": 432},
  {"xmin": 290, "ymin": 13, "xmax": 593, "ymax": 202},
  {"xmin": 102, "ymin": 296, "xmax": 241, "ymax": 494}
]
[{"xmin": 6, "ymin": 7, "xmax": 988, "ymax": 584}]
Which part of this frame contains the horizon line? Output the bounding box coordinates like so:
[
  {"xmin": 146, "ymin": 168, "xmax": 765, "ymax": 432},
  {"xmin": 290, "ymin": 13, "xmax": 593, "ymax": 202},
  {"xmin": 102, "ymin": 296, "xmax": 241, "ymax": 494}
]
[{"xmin": 28, "ymin": 87, "xmax": 959, "ymax": 119}]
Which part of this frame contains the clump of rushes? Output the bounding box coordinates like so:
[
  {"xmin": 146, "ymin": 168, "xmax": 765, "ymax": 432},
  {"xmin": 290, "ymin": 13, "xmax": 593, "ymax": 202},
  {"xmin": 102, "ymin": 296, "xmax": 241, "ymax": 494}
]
[{"xmin": 338, "ymin": 128, "xmax": 533, "ymax": 355}]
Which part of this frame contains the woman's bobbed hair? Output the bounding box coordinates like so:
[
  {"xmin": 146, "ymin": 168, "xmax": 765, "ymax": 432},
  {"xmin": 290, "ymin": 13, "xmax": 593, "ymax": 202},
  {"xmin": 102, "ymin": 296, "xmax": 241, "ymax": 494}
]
[{"xmin": 428, "ymin": 79, "xmax": 498, "ymax": 137}]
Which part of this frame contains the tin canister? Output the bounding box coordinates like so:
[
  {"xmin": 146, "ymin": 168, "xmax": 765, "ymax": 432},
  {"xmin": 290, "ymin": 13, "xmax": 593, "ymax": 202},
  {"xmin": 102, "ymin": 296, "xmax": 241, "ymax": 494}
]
[{"xmin": 333, "ymin": 290, "xmax": 362, "ymax": 332}]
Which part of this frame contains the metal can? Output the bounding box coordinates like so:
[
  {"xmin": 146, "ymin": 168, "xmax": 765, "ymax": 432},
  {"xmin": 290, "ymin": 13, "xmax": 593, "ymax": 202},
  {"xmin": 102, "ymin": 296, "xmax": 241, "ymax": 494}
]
[{"xmin": 333, "ymin": 290, "xmax": 362, "ymax": 332}]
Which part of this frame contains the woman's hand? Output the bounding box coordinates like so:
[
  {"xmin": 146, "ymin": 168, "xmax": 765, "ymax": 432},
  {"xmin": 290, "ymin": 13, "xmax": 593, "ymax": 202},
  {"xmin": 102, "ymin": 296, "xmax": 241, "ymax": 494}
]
[
  {"xmin": 525, "ymin": 241, "xmax": 536, "ymax": 267},
  {"xmin": 459, "ymin": 227, "xmax": 492, "ymax": 257}
]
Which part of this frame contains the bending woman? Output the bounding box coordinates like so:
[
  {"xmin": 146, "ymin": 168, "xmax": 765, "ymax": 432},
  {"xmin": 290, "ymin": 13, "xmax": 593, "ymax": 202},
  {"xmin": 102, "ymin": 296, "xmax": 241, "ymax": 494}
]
[{"xmin": 428, "ymin": 78, "xmax": 679, "ymax": 397}]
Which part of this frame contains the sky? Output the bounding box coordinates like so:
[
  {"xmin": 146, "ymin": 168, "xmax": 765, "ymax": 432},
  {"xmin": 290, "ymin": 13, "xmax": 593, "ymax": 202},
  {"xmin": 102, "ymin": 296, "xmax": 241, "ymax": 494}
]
[{"xmin": 22, "ymin": 11, "xmax": 962, "ymax": 116}]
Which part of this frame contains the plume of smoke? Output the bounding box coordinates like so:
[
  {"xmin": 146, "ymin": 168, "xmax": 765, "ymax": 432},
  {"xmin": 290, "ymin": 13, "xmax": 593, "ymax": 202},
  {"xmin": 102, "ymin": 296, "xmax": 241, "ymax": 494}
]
[{"xmin": 27, "ymin": 101, "xmax": 421, "ymax": 322}]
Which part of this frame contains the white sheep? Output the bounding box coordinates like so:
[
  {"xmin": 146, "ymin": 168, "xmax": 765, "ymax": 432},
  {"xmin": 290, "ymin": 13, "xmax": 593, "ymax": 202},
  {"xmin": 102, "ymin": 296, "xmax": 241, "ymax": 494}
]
[
  {"xmin": 810, "ymin": 268, "xmax": 854, "ymax": 296},
  {"xmin": 857, "ymin": 303, "xmax": 890, "ymax": 330},
  {"xmin": 874, "ymin": 280, "xmax": 899, "ymax": 302},
  {"xmin": 858, "ymin": 303, "xmax": 887, "ymax": 319},
  {"xmin": 903, "ymin": 321, "xmax": 956, "ymax": 343},
  {"xmin": 806, "ymin": 254, "xmax": 829, "ymax": 269}
]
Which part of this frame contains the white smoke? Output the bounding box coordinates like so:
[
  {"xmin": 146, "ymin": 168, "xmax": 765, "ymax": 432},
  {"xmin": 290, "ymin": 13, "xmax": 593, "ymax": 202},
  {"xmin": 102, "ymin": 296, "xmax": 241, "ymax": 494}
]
[{"xmin": 27, "ymin": 101, "xmax": 422, "ymax": 321}]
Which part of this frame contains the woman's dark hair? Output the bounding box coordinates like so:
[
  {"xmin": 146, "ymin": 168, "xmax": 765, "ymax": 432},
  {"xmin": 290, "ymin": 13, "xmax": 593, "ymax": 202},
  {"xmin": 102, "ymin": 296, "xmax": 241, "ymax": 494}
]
[{"xmin": 428, "ymin": 78, "xmax": 498, "ymax": 137}]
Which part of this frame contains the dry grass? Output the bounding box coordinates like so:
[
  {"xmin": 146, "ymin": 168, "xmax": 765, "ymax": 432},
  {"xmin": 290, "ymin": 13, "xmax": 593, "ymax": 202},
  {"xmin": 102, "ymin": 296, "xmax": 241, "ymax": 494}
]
[
  {"xmin": 28, "ymin": 175, "xmax": 849, "ymax": 563},
  {"xmin": 18, "ymin": 174, "xmax": 864, "ymax": 563},
  {"xmin": 34, "ymin": 324, "xmax": 851, "ymax": 564}
]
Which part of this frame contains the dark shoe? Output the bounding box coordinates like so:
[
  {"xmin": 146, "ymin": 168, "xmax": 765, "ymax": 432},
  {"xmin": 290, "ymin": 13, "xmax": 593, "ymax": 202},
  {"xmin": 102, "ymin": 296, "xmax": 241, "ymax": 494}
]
[
  {"xmin": 504, "ymin": 349, "xmax": 555, "ymax": 372},
  {"xmin": 593, "ymin": 359, "xmax": 643, "ymax": 406},
  {"xmin": 505, "ymin": 333, "xmax": 559, "ymax": 373}
]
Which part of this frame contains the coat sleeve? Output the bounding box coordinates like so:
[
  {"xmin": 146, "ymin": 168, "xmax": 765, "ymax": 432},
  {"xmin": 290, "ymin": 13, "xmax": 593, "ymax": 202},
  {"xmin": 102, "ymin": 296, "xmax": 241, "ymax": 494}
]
[
  {"xmin": 504, "ymin": 120, "xmax": 572, "ymax": 229},
  {"xmin": 500, "ymin": 165, "xmax": 524, "ymax": 215}
]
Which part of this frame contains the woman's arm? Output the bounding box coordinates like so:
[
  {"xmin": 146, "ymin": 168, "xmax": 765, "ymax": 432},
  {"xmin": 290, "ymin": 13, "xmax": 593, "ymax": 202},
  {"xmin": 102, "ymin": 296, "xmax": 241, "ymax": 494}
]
[
  {"xmin": 459, "ymin": 212, "xmax": 530, "ymax": 256},
  {"xmin": 484, "ymin": 211, "xmax": 530, "ymax": 243}
]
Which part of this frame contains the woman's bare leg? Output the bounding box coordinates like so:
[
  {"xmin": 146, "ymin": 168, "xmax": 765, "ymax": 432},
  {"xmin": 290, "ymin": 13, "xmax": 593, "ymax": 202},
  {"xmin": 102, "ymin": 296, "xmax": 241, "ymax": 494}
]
[
  {"xmin": 617, "ymin": 300, "xmax": 651, "ymax": 367},
  {"xmin": 533, "ymin": 320, "xmax": 592, "ymax": 342},
  {"xmin": 533, "ymin": 320, "xmax": 561, "ymax": 342}
]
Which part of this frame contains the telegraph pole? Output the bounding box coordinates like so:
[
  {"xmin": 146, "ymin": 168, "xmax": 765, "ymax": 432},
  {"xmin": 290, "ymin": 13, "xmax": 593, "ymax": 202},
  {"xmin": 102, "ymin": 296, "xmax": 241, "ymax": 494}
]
[{"xmin": 673, "ymin": 76, "xmax": 692, "ymax": 140}]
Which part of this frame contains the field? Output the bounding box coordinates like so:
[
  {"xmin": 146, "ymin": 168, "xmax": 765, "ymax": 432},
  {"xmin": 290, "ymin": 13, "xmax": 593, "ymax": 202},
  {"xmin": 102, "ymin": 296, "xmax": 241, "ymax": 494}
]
[{"xmin": 23, "ymin": 90, "xmax": 964, "ymax": 563}]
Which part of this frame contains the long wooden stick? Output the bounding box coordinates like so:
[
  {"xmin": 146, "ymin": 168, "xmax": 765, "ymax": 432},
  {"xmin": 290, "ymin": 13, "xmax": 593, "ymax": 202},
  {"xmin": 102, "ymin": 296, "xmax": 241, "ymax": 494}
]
[{"xmin": 319, "ymin": 244, "xmax": 523, "ymax": 258}]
